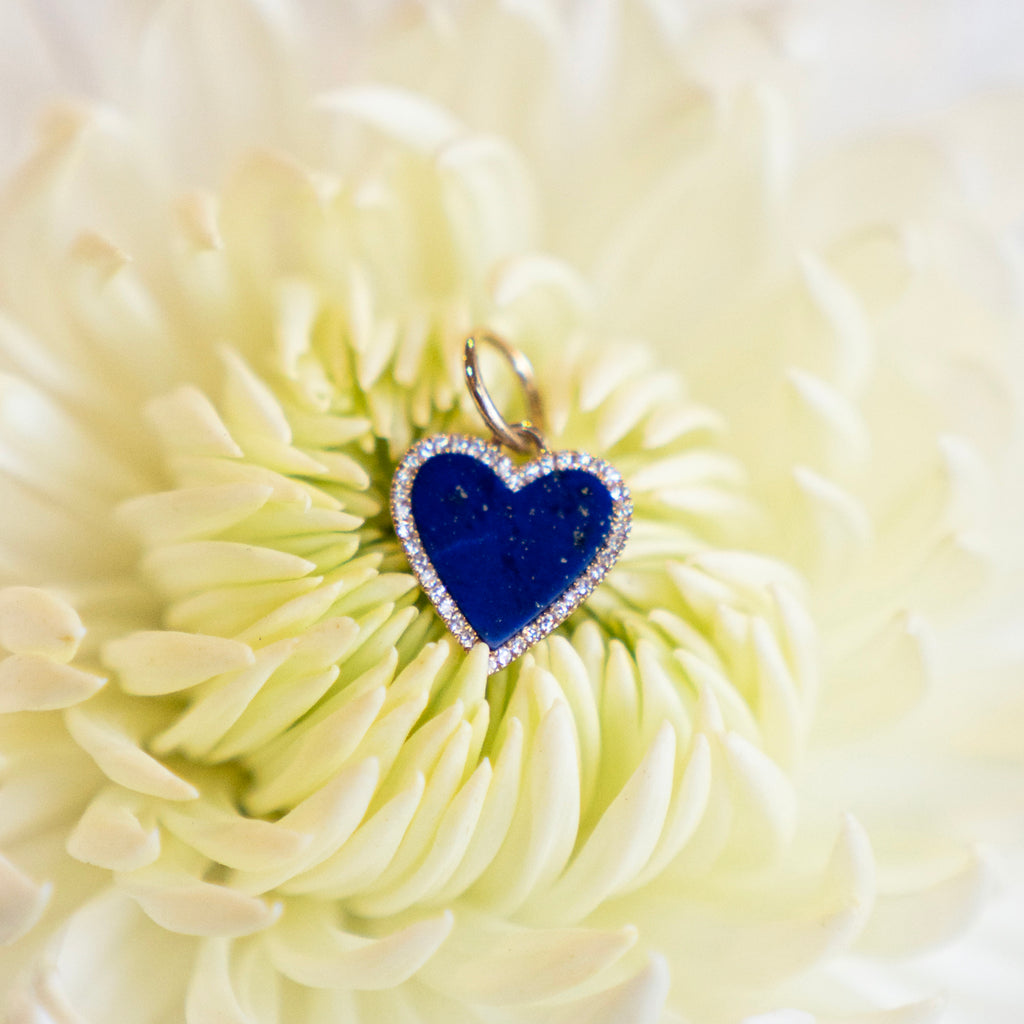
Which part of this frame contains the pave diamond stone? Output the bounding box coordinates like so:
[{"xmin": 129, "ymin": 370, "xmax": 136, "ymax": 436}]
[{"xmin": 391, "ymin": 434, "xmax": 632, "ymax": 674}]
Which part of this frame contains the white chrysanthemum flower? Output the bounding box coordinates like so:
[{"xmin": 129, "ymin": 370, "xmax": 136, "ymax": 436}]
[{"xmin": 1, "ymin": 3, "xmax": 1023, "ymax": 1023}]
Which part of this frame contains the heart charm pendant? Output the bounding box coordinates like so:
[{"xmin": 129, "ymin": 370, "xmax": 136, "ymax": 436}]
[
  {"xmin": 391, "ymin": 333, "xmax": 631, "ymax": 673},
  {"xmin": 392, "ymin": 436, "xmax": 631, "ymax": 672}
]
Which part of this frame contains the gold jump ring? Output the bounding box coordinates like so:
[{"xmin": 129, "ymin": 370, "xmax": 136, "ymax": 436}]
[{"xmin": 464, "ymin": 330, "xmax": 546, "ymax": 454}]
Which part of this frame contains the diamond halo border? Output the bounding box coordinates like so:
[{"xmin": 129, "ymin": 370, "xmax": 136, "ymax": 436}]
[{"xmin": 390, "ymin": 433, "xmax": 633, "ymax": 675}]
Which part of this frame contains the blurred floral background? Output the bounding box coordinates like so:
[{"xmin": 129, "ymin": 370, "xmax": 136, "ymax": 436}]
[{"xmin": 1, "ymin": 2, "xmax": 1023, "ymax": 1022}]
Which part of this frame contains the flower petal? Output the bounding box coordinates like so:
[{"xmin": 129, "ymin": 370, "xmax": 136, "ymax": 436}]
[
  {"xmin": 0, "ymin": 852, "xmax": 50, "ymax": 945},
  {"xmin": 317, "ymin": 86, "xmax": 464, "ymax": 155},
  {"xmin": 102, "ymin": 631, "xmax": 256, "ymax": 696},
  {"xmin": 0, "ymin": 654, "xmax": 104, "ymax": 712},
  {"xmin": 536, "ymin": 954, "xmax": 670, "ymax": 1024},
  {"xmin": 143, "ymin": 541, "xmax": 316, "ymax": 594},
  {"xmin": 121, "ymin": 868, "xmax": 280, "ymax": 938},
  {"xmin": 159, "ymin": 802, "xmax": 312, "ymax": 875},
  {"xmin": 146, "ymin": 386, "xmax": 244, "ymax": 459},
  {"xmin": 268, "ymin": 905, "xmax": 454, "ymax": 990},
  {"xmin": 186, "ymin": 938, "xmax": 258, "ymax": 1024},
  {"xmin": 66, "ymin": 787, "xmax": 161, "ymax": 872},
  {"xmin": 65, "ymin": 705, "xmax": 198, "ymax": 800},
  {"xmin": 470, "ymin": 697, "xmax": 581, "ymax": 915},
  {"xmin": 0, "ymin": 587, "xmax": 85, "ymax": 661},
  {"xmin": 419, "ymin": 917, "xmax": 637, "ymax": 1006},
  {"xmin": 532, "ymin": 722, "xmax": 676, "ymax": 923},
  {"xmin": 429, "ymin": 716, "xmax": 525, "ymax": 903},
  {"xmin": 281, "ymin": 773, "xmax": 426, "ymax": 899},
  {"xmin": 857, "ymin": 848, "xmax": 989, "ymax": 958},
  {"xmin": 117, "ymin": 482, "xmax": 274, "ymax": 546},
  {"xmin": 234, "ymin": 757, "xmax": 380, "ymax": 894}
]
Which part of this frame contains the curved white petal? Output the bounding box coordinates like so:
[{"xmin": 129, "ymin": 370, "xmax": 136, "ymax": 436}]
[
  {"xmin": 419, "ymin": 917, "xmax": 637, "ymax": 1006},
  {"xmin": 64, "ymin": 705, "xmax": 198, "ymax": 801},
  {"xmin": 0, "ymin": 588, "xmax": 85, "ymax": 661},
  {"xmin": 66, "ymin": 787, "xmax": 160, "ymax": 872},
  {"xmin": 470, "ymin": 699, "xmax": 581, "ymax": 915},
  {"xmin": 0, "ymin": 853, "xmax": 50, "ymax": 945},
  {"xmin": 534, "ymin": 953, "xmax": 670, "ymax": 1024},
  {"xmin": 532, "ymin": 722, "xmax": 675, "ymax": 923},
  {"xmin": 120, "ymin": 867, "xmax": 280, "ymax": 938},
  {"xmin": 267, "ymin": 906, "xmax": 453, "ymax": 990},
  {"xmin": 857, "ymin": 849, "xmax": 989, "ymax": 958},
  {"xmin": 186, "ymin": 938, "xmax": 257, "ymax": 1024},
  {"xmin": 0, "ymin": 655, "xmax": 104, "ymax": 712},
  {"xmin": 102, "ymin": 631, "xmax": 256, "ymax": 696}
]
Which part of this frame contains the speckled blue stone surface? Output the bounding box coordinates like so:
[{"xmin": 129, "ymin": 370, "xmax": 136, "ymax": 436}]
[{"xmin": 410, "ymin": 453, "xmax": 615, "ymax": 647}]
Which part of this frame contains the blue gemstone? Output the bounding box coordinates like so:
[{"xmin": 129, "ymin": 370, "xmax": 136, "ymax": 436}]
[{"xmin": 410, "ymin": 453, "xmax": 615, "ymax": 648}]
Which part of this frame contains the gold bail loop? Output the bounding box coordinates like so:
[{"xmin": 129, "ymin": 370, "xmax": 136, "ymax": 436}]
[{"xmin": 464, "ymin": 330, "xmax": 546, "ymax": 454}]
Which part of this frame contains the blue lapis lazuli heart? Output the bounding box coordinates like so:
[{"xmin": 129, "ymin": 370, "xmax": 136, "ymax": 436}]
[{"xmin": 410, "ymin": 452, "xmax": 615, "ymax": 648}]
